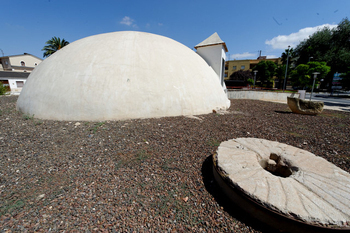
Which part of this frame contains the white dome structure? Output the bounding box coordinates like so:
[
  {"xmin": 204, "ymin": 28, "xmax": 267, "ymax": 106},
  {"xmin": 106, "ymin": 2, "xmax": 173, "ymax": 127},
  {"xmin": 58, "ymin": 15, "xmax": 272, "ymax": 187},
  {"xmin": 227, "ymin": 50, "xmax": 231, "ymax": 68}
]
[{"xmin": 17, "ymin": 31, "xmax": 230, "ymax": 121}]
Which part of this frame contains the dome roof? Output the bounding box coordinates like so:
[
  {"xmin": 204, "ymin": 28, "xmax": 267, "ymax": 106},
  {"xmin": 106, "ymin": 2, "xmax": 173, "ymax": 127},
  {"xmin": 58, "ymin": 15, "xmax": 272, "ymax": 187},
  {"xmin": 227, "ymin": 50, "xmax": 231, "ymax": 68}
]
[{"xmin": 17, "ymin": 31, "xmax": 230, "ymax": 121}]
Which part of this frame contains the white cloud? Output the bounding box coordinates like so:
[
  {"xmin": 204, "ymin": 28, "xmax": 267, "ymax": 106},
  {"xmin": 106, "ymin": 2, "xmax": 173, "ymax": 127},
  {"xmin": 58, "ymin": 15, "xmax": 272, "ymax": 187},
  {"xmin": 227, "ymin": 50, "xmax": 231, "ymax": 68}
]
[
  {"xmin": 144, "ymin": 23, "xmax": 162, "ymax": 29},
  {"xmin": 230, "ymin": 52, "xmax": 256, "ymax": 60},
  {"xmin": 266, "ymin": 55, "xmax": 279, "ymax": 59},
  {"xmin": 120, "ymin": 16, "xmax": 138, "ymax": 28},
  {"xmin": 265, "ymin": 24, "xmax": 337, "ymax": 50}
]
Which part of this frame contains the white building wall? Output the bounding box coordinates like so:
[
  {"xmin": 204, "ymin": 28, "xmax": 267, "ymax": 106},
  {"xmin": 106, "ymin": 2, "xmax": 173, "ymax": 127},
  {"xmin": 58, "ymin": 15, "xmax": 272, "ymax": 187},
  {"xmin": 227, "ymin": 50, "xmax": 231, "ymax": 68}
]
[
  {"xmin": 196, "ymin": 44, "xmax": 222, "ymax": 80},
  {"xmin": 9, "ymin": 55, "xmax": 42, "ymax": 68},
  {"xmin": 196, "ymin": 44, "xmax": 227, "ymax": 91},
  {"xmin": 0, "ymin": 78, "xmax": 27, "ymax": 95}
]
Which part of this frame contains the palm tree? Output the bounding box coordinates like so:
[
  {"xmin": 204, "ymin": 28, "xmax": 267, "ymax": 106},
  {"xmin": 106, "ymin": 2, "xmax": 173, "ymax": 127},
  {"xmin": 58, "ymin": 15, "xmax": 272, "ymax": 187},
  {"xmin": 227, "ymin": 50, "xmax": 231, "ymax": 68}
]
[{"xmin": 42, "ymin": 37, "xmax": 69, "ymax": 58}]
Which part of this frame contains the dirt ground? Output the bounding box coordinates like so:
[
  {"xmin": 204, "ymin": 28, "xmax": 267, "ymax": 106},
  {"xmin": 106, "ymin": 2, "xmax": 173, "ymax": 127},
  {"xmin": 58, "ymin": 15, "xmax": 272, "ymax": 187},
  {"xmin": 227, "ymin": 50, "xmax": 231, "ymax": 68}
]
[{"xmin": 1, "ymin": 96, "xmax": 349, "ymax": 232}]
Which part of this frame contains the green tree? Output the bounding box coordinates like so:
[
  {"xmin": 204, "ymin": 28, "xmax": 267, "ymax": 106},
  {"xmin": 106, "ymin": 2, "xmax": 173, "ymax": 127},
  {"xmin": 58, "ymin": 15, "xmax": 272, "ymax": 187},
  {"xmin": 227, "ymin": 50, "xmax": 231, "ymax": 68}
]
[
  {"xmin": 290, "ymin": 61, "xmax": 330, "ymax": 89},
  {"xmin": 294, "ymin": 18, "xmax": 350, "ymax": 89},
  {"xmin": 294, "ymin": 28, "xmax": 333, "ymax": 65},
  {"xmin": 275, "ymin": 64, "xmax": 288, "ymax": 89},
  {"xmin": 229, "ymin": 70, "xmax": 253, "ymax": 81},
  {"xmin": 42, "ymin": 37, "xmax": 69, "ymax": 58},
  {"xmin": 307, "ymin": 61, "xmax": 331, "ymax": 80},
  {"xmin": 281, "ymin": 48, "xmax": 296, "ymax": 65},
  {"xmin": 253, "ymin": 60, "xmax": 277, "ymax": 87},
  {"xmin": 290, "ymin": 64, "xmax": 310, "ymax": 88}
]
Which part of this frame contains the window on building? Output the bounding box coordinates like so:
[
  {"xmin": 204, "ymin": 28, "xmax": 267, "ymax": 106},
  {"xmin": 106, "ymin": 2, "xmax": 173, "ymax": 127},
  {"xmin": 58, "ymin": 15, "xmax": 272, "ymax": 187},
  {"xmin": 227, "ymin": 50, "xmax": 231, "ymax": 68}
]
[
  {"xmin": 21, "ymin": 61, "xmax": 25, "ymax": 66},
  {"xmin": 224, "ymin": 73, "xmax": 228, "ymax": 77},
  {"xmin": 241, "ymin": 65, "xmax": 245, "ymax": 70},
  {"xmin": 225, "ymin": 66, "xmax": 228, "ymax": 70},
  {"xmin": 232, "ymin": 66, "xmax": 236, "ymax": 70},
  {"xmin": 16, "ymin": 81, "xmax": 24, "ymax": 88}
]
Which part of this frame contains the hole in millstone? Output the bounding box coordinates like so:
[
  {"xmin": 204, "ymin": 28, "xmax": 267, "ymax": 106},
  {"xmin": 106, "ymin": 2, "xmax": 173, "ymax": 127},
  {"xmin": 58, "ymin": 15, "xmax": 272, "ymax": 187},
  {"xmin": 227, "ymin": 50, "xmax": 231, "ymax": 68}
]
[{"xmin": 259, "ymin": 153, "xmax": 296, "ymax": 178}]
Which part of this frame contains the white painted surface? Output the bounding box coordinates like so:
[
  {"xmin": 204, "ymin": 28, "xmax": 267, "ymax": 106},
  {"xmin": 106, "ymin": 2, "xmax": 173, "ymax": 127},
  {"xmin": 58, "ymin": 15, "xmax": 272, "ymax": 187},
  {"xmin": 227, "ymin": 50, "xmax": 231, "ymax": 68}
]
[
  {"xmin": 9, "ymin": 79, "xmax": 25, "ymax": 93},
  {"xmin": 9, "ymin": 55, "xmax": 42, "ymax": 68},
  {"xmin": 0, "ymin": 78, "xmax": 26, "ymax": 94},
  {"xmin": 298, "ymin": 90, "xmax": 306, "ymax": 99},
  {"xmin": 196, "ymin": 44, "xmax": 223, "ymax": 81},
  {"xmin": 196, "ymin": 44, "xmax": 228, "ymax": 90},
  {"xmin": 227, "ymin": 90, "xmax": 299, "ymax": 103},
  {"xmin": 195, "ymin": 32, "xmax": 228, "ymax": 91},
  {"xmin": 17, "ymin": 31, "xmax": 230, "ymax": 121}
]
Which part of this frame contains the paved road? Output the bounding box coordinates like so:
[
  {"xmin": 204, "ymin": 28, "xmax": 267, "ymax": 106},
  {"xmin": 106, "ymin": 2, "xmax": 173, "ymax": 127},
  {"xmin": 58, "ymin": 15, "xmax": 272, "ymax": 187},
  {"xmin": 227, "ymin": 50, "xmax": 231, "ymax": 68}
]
[{"xmin": 305, "ymin": 93, "xmax": 350, "ymax": 112}]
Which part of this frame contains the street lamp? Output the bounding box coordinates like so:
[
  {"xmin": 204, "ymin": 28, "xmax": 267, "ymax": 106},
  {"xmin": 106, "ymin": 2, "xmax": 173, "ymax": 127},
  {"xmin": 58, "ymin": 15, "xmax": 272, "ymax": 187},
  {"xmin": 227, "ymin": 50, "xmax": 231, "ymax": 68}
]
[
  {"xmin": 283, "ymin": 45, "xmax": 290, "ymax": 92},
  {"xmin": 310, "ymin": 72, "xmax": 320, "ymax": 101},
  {"xmin": 308, "ymin": 57, "xmax": 313, "ymax": 62},
  {"xmin": 253, "ymin": 70, "xmax": 258, "ymax": 89}
]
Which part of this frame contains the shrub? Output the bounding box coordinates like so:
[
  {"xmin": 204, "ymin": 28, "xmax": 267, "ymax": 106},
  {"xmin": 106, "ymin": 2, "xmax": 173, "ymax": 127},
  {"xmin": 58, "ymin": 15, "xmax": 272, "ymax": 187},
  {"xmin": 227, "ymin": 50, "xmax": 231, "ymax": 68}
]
[
  {"xmin": 0, "ymin": 81, "xmax": 9, "ymax": 95},
  {"xmin": 247, "ymin": 78, "xmax": 254, "ymax": 85}
]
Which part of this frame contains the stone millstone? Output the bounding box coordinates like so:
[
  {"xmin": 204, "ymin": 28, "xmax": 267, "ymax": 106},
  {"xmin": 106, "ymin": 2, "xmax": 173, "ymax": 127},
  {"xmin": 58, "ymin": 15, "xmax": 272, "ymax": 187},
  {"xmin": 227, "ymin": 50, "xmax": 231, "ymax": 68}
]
[
  {"xmin": 214, "ymin": 138, "xmax": 350, "ymax": 229},
  {"xmin": 287, "ymin": 97, "xmax": 324, "ymax": 115}
]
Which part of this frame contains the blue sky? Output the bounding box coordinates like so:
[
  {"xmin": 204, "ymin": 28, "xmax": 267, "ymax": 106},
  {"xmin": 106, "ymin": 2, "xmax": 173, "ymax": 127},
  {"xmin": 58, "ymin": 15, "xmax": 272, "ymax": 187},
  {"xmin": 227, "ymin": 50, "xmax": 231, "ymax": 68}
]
[{"xmin": 1, "ymin": 0, "xmax": 349, "ymax": 60}]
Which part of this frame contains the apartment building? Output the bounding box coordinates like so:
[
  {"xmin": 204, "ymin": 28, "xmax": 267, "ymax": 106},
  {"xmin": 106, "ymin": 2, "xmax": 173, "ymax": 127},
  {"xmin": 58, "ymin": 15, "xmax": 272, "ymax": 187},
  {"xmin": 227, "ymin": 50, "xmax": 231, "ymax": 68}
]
[
  {"xmin": 0, "ymin": 53, "xmax": 42, "ymax": 94},
  {"xmin": 224, "ymin": 56, "xmax": 282, "ymax": 79}
]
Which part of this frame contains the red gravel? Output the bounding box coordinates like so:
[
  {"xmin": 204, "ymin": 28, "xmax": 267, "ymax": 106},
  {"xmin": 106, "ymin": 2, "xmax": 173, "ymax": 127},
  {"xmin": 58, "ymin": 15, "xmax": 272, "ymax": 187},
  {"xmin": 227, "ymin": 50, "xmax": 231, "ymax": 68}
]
[{"xmin": 0, "ymin": 95, "xmax": 349, "ymax": 232}]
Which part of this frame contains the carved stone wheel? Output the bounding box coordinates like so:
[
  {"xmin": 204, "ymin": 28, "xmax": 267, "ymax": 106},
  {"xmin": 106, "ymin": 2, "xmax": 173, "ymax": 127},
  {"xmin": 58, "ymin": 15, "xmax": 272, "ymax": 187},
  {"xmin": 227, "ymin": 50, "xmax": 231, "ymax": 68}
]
[{"xmin": 213, "ymin": 138, "xmax": 350, "ymax": 232}]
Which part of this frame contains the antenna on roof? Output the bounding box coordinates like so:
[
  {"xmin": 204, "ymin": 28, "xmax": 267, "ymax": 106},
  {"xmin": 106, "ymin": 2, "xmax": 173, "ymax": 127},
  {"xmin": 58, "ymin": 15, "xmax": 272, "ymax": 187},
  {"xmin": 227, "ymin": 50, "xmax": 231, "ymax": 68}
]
[{"xmin": 0, "ymin": 49, "xmax": 4, "ymax": 57}]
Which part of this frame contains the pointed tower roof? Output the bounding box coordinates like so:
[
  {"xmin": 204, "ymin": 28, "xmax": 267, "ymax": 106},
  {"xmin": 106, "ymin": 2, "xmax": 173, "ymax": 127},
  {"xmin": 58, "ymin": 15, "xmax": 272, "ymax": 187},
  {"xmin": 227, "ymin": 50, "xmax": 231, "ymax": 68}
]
[{"xmin": 195, "ymin": 32, "xmax": 228, "ymax": 52}]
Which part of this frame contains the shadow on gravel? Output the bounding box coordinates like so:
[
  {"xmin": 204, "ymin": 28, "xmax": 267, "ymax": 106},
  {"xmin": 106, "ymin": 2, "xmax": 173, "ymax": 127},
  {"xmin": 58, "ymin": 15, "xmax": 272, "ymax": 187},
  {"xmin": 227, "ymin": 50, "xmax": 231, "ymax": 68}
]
[
  {"xmin": 201, "ymin": 155, "xmax": 279, "ymax": 233},
  {"xmin": 274, "ymin": 110, "xmax": 293, "ymax": 114}
]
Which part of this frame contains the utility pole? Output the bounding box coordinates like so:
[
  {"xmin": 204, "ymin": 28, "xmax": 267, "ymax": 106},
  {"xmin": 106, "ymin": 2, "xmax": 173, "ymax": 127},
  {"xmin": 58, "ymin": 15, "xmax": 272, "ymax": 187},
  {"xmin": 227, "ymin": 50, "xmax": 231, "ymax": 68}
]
[
  {"xmin": 253, "ymin": 70, "xmax": 258, "ymax": 89},
  {"xmin": 283, "ymin": 45, "xmax": 290, "ymax": 92},
  {"xmin": 310, "ymin": 72, "xmax": 320, "ymax": 101}
]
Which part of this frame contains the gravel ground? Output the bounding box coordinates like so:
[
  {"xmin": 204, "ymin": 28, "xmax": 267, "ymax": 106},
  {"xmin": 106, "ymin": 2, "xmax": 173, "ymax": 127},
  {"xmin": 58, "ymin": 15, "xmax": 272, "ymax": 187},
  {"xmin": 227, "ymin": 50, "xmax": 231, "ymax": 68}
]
[{"xmin": 1, "ymin": 95, "xmax": 349, "ymax": 232}]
